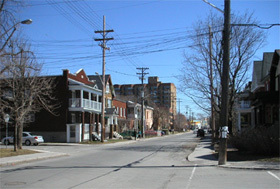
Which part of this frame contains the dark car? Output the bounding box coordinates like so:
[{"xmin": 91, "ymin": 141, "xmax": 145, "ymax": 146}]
[{"xmin": 197, "ymin": 129, "xmax": 205, "ymax": 137}]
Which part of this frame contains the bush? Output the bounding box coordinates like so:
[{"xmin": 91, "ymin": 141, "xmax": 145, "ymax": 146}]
[{"xmin": 230, "ymin": 125, "xmax": 279, "ymax": 156}]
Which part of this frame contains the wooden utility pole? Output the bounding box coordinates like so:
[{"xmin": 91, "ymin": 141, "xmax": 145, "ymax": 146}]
[
  {"xmin": 177, "ymin": 98, "xmax": 182, "ymax": 131},
  {"xmin": 137, "ymin": 67, "xmax": 149, "ymax": 138},
  {"xmin": 218, "ymin": 0, "xmax": 231, "ymax": 165},
  {"xmin": 94, "ymin": 15, "xmax": 114, "ymax": 143},
  {"xmin": 209, "ymin": 26, "xmax": 216, "ymax": 142}
]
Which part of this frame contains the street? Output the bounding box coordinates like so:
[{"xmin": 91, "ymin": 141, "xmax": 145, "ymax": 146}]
[{"xmin": 1, "ymin": 133, "xmax": 279, "ymax": 189}]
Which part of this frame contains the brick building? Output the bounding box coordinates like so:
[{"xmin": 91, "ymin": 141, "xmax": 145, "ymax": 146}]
[{"xmin": 114, "ymin": 76, "xmax": 176, "ymax": 129}]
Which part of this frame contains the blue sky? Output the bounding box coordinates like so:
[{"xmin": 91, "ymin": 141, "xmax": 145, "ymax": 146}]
[{"xmin": 16, "ymin": 0, "xmax": 280, "ymax": 116}]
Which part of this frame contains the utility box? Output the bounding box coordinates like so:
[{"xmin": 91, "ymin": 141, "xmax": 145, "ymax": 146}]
[{"xmin": 221, "ymin": 126, "xmax": 229, "ymax": 138}]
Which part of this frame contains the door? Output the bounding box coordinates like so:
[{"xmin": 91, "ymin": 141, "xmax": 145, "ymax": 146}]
[{"xmin": 69, "ymin": 125, "xmax": 76, "ymax": 143}]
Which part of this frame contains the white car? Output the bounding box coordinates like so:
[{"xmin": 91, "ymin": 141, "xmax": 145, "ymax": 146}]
[{"xmin": 1, "ymin": 132, "xmax": 44, "ymax": 146}]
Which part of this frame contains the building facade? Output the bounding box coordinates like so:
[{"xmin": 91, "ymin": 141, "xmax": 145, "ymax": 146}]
[
  {"xmin": 24, "ymin": 69, "xmax": 103, "ymax": 142},
  {"xmin": 114, "ymin": 76, "xmax": 176, "ymax": 129}
]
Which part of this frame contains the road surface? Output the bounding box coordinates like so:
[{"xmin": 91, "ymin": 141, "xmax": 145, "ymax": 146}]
[{"xmin": 1, "ymin": 133, "xmax": 279, "ymax": 188}]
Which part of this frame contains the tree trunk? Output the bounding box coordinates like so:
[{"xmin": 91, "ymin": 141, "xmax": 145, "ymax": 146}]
[
  {"xmin": 14, "ymin": 124, "xmax": 18, "ymax": 152},
  {"xmin": 17, "ymin": 122, "xmax": 23, "ymax": 149}
]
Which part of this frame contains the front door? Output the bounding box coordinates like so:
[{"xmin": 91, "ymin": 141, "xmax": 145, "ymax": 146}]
[{"xmin": 69, "ymin": 125, "xmax": 76, "ymax": 143}]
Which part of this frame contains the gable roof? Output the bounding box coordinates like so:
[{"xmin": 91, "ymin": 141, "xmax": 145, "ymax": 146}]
[
  {"xmin": 88, "ymin": 74, "xmax": 115, "ymax": 97},
  {"xmin": 64, "ymin": 69, "xmax": 97, "ymax": 88}
]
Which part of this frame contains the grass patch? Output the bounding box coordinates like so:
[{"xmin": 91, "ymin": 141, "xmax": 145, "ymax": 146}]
[{"xmin": 0, "ymin": 148, "xmax": 39, "ymax": 158}]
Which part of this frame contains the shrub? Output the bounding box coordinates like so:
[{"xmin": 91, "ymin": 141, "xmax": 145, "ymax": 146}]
[{"xmin": 230, "ymin": 125, "xmax": 279, "ymax": 156}]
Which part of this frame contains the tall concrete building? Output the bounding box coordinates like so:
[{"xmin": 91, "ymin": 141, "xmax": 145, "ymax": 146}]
[{"xmin": 114, "ymin": 77, "xmax": 176, "ymax": 129}]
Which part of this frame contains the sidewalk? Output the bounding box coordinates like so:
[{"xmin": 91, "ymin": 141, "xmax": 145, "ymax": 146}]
[
  {"xmin": 0, "ymin": 150, "xmax": 68, "ymax": 167},
  {"xmin": 187, "ymin": 135, "xmax": 280, "ymax": 170}
]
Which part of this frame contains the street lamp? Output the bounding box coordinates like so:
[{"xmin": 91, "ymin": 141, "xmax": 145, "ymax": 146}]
[
  {"xmin": 4, "ymin": 114, "xmax": 10, "ymax": 148},
  {"xmin": 1, "ymin": 19, "xmax": 32, "ymax": 38},
  {"xmin": 1, "ymin": 19, "xmax": 33, "ymax": 53}
]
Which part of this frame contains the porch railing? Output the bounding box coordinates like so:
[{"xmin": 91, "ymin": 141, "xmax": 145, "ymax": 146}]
[{"xmin": 69, "ymin": 98, "xmax": 101, "ymax": 112}]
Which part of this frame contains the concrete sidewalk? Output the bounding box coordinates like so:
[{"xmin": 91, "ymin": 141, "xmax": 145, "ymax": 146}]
[
  {"xmin": 0, "ymin": 150, "xmax": 68, "ymax": 167},
  {"xmin": 187, "ymin": 135, "xmax": 280, "ymax": 170}
]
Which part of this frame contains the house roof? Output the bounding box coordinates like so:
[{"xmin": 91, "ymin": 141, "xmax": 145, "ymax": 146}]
[
  {"xmin": 261, "ymin": 52, "xmax": 274, "ymax": 80},
  {"xmin": 88, "ymin": 75, "xmax": 110, "ymax": 89},
  {"xmin": 88, "ymin": 74, "xmax": 115, "ymax": 97}
]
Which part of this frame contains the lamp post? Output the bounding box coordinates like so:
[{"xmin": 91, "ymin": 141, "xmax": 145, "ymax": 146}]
[
  {"xmin": 1, "ymin": 19, "xmax": 32, "ymax": 54},
  {"xmin": 4, "ymin": 114, "xmax": 10, "ymax": 149}
]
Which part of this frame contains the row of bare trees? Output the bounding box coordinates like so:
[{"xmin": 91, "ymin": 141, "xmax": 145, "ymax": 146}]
[
  {"xmin": 1, "ymin": 0, "xmax": 57, "ymax": 151},
  {"xmin": 179, "ymin": 12, "xmax": 265, "ymax": 133}
]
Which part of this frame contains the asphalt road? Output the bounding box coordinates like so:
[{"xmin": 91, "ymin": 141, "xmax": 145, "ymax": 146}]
[{"xmin": 1, "ymin": 133, "xmax": 279, "ymax": 189}]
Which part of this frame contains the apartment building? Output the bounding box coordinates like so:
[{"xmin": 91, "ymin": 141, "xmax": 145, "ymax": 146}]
[{"xmin": 114, "ymin": 77, "xmax": 176, "ymax": 129}]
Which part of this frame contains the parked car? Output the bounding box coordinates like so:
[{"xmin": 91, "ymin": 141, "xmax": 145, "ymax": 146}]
[
  {"xmin": 197, "ymin": 129, "xmax": 205, "ymax": 137},
  {"xmin": 1, "ymin": 132, "xmax": 44, "ymax": 146}
]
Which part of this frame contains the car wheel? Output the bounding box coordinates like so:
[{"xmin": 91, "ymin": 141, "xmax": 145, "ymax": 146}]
[
  {"xmin": 25, "ymin": 140, "xmax": 31, "ymax": 146},
  {"xmin": 4, "ymin": 139, "xmax": 10, "ymax": 145},
  {"xmin": 34, "ymin": 143, "xmax": 38, "ymax": 146}
]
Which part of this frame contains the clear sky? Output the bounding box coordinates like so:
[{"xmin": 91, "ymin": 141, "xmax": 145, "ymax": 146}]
[{"xmin": 16, "ymin": 0, "xmax": 280, "ymax": 117}]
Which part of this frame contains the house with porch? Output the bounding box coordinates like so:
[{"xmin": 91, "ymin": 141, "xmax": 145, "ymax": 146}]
[
  {"xmin": 250, "ymin": 50, "xmax": 279, "ymax": 128},
  {"xmin": 88, "ymin": 74, "xmax": 117, "ymax": 139},
  {"xmin": 26, "ymin": 69, "xmax": 102, "ymax": 143}
]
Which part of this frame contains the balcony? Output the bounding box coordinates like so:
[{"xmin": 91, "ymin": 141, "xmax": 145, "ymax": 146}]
[
  {"xmin": 69, "ymin": 98, "xmax": 101, "ymax": 112},
  {"xmin": 239, "ymin": 101, "xmax": 251, "ymax": 109}
]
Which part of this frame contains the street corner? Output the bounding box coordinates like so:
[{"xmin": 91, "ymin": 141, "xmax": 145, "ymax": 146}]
[{"xmin": 0, "ymin": 150, "xmax": 69, "ymax": 167}]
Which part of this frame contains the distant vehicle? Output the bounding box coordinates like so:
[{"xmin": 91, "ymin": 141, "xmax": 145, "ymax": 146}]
[
  {"xmin": 1, "ymin": 132, "xmax": 44, "ymax": 146},
  {"xmin": 204, "ymin": 129, "xmax": 208, "ymax": 134},
  {"xmin": 197, "ymin": 129, "xmax": 205, "ymax": 137}
]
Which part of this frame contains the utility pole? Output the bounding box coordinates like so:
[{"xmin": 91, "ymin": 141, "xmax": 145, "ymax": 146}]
[
  {"xmin": 189, "ymin": 108, "xmax": 192, "ymax": 129},
  {"xmin": 137, "ymin": 67, "xmax": 149, "ymax": 138},
  {"xmin": 177, "ymin": 98, "xmax": 182, "ymax": 131},
  {"xmin": 185, "ymin": 105, "xmax": 189, "ymax": 129},
  {"xmin": 209, "ymin": 25, "xmax": 216, "ymax": 142},
  {"xmin": 218, "ymin": 0, "xmax": 231, "ymax": 165},
  {"xmin": 94, "ymin": 15, "xmax": 114, "ymax": 143}
]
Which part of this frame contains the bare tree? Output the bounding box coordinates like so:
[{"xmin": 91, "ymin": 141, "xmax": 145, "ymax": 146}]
[
  {"xmin": 1, "ymin": 39, "xmax": 59, "ymax": 151},
  {"xmin": 179, "ymin": 11, "xmax": 265, "ymax": 133},
  {"xmin": 1, "ymin": 0, "xmax": 59, "ymax": 151},
  {"xmin": 1, "ymin": 0, "xmax": 25, "ymax": 63},
  {"xmin": 174, "ymin": 113, "xmax": 187, "ymax": 131},
  {"xmin": 152, "ymin": 105, "xmax": 170, "ymax": 131}
]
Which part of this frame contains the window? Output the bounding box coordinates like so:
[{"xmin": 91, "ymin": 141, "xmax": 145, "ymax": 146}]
[
  {"xmin": 120, "ymin": 108, "xmax": 123, "ymax": 117},
  {"xmin": 123, "ymin": 108, "xmax": 126, "ymax": 117},
  {"xmin": 71, "ymin": 113, "xmax": 76, "ymax": 123},
  {"xmin": 106, "ymin": 83, "xmax": 110, "ymax": 94},
  {"xmin": 107, "ymin": 99, "xmax": 112, "ymax": 108}
]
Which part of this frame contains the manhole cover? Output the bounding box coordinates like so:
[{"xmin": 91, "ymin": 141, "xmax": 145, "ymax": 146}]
[{"xmin": 5, "ymin": 181, "xmax": 26, "ymax": 186}]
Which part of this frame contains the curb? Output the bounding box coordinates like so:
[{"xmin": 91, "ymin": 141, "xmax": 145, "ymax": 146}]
[
  {"xmin": 218, "ymin": 163, "xmax": 280, "ymax": 171},
  {"xmin": 0, "ymin": 151, "xmax": 69, "ymax": 167}
]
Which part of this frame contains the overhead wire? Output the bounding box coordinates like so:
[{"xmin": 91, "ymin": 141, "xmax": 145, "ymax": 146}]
[{"xmin": 35, "ymin": 0, "xmax": 224, "ymax": 78}]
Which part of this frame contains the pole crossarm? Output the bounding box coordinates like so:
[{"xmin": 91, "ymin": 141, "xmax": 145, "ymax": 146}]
[
  {"xmin": 94, "ymin": 38, "xmax": 114, "ymax": 41},
  {"xmin": 95, "ymin": 29, "xmax": 114, "ymax": 33}
]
